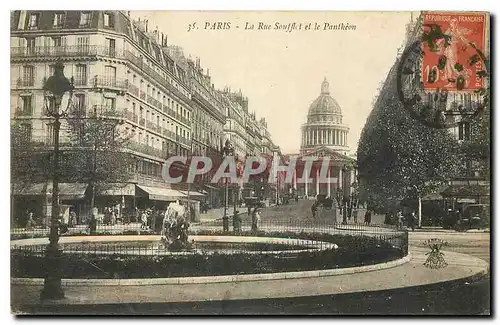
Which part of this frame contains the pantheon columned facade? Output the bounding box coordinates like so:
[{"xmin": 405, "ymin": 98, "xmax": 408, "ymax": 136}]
[
  {"xmin": 300, "ymin": 78, "xmax": 350, "ymax": 154},
  {"xmin": 290, "ymin": 78, "xmax": 355, "ymax": 200}
]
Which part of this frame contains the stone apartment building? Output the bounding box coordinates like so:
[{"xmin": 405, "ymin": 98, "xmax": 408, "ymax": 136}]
[{"xmin": 10, "ymin": 10, "xmax": 284, "ymax": 224}]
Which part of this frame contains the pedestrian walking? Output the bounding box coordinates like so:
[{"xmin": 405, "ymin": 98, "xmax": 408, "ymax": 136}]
[
  {"xmin": 311, "ymin": 202, "xmax": 318, "ymax": 219},
  {"xmin": 251, "ymin": 208, "xmax": 261, "ymax": 232},
  {"xmin": 25, "ymin": 212, "xmax": 35, "ymax": 230},
  {"xmin": 88, "ymin": 214, "xmax": 97, "ymax": 235},
  {"xmin": 69, "ymin": 210, "xmax": 77, "ymax": 227},
  {"xmin": 141, "ymin": 210, "xmax": 148, "ymax": 229},
  {"xmin": 110, "ymin": 209, "xmax": 116, "ymax": 226},
  {"xmin": 409, "ymin": 211, "xmax": 416, "ymax": 231},
  {"xmin": 397, "ymin": 211, "xmax": 404, "ymax": 230},
  {"xmin": 233, "ymin": 210, "xmax": 242, "ymax": 233},
  {"xmin": 364, "ymin": 210, "xmax": 372, "ymax": 225}
]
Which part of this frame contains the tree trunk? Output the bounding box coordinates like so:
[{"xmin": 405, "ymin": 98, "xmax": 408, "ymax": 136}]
[
  {"xmin": 11, "ymin": 181, "xmax": 15, "ymax": 228},
  {"xmin": 90, "ymin": 182, "xmax": 95, "ymax": 213},
  {"xmin": 89, "ymin": 143, "xmax": 97, "ymax": 219},
  {"xmin": 418, "ymin": 195, "xmax": 422, "ymax": 228}
]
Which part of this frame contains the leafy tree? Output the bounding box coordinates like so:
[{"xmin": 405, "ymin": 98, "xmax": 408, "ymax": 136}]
[
  {"xmin": 459, "ymin": 88, "xmax": 491, "ymax": 177},
  {"xmin": 64, "ymin": 107, "xmax": 135, "ymax": 214},
  {"xmin": 10, "ymin": 120, "xmax": 53, "ymax": 225},
  {"xmin": 11, "ymin": 106, "xmax": 136, "ymax": 223},
  {"xmin": 11, "ymin": 121, "xmax": 48, "ymax": 186},
  {"xmin": 357, "ymin": 74, "xmax": 459, "ymax": 224}
]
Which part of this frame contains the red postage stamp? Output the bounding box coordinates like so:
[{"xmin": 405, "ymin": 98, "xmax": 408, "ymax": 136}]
[{"xmin": 421, "ymin": 11, "xmax": 488, "ymax": 91}]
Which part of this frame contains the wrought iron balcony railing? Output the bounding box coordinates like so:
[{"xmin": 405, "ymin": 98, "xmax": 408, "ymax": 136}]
[
  {"xmin": 124, "ymin": 110, "xmax": 138, "ymax": 123},
  {"xmin": 11, "ymin": 46, "xmax": 125, "ymax": 59},
  {"xmin": 88, "ymin": 105, "xmax": 125, "ymax": 119},
  {"xmin": 127, "ymin": 83, "xmax": 139, "ymax": 97},
  {"xmin": 127, "ymin": 141, "xmax": 168, "ymax": 159},
  {"xmin": 93, "ymin": 77, "xmax": 128, "ymax": 90},
  {"xmin": 162, "ymin": 128, "xmax": 176, "ymax": 140},
  {"xmin": 123, "ymin": 50, "xmax": 191, "ymax": 104}
]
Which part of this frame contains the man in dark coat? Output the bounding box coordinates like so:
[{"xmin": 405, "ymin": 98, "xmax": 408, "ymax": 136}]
[{"xmin": 311, "ymin": 202, "xmax": 318, "ymax": 219}]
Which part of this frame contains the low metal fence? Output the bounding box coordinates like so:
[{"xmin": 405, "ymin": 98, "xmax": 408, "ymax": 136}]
[
  {"xmin": 11, "ymin": 219, "xmax": 403, "ymax": 237},
  {"xmin": 11, "ymin": 220, "xmax": 408, "ymax": 257},
  {"xmin": 10, "ymin": 238, "xmax": 343, "ymax": 256}
]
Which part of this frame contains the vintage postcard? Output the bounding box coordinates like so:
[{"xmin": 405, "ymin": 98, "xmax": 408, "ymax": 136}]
[{"xmin": 10, "ymin": 10, "xmax": 490, "ymax": 315}]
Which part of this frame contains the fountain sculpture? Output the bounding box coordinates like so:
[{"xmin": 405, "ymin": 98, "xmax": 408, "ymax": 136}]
[{"xmin": 160, "ymin": 201, "xmax": 193, "ymax": 251}]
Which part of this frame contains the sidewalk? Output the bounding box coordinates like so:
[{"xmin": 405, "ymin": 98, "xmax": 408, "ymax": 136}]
[{"xmin": 412, "ymin": 227, "xmax": 490, "ymax": 233}]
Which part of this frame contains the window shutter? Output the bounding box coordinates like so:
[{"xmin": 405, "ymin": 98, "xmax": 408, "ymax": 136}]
[{"xmin": 17, "ymin": 11, "xmax": 26, "ymax": 30}]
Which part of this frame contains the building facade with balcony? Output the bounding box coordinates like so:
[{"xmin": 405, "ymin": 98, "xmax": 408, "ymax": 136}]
[
  {"xmin": 166, "ymin": 46, "xmax": 227, "ymax": 208},
  {"xmin": 10, "ymin": 10, "xmax": 196, "ymax": 223},
  {"xmin": 215, "ymin": 89, "xmax": 283, "ymax": 204}
]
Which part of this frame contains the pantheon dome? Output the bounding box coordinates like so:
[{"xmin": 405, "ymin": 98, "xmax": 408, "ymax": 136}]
[{"xmin": 300, "ymin": 78, "xmax": 350, "ymax": 154}]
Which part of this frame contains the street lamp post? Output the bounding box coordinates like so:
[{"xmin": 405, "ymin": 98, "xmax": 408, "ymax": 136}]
[
  {"xmin": 341, "ymin": 165, "xmax": 348, "ymax": 225},
  {"xmin": 222, "ymin": 140, "xmax": 234, "ymax": 232},
  {"xmin": 40, "ymin": 61, "xmax": 74, "ymax": 300}
]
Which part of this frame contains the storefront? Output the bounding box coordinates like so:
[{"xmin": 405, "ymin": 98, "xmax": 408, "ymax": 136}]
[
  {"xmin": 135, "ymin": 185, "xmax": 186, "ymax": 209},
  {"xmin": 12, "ymin": 182, "xmax": 88, "ymax": 228},
  {"xmin": 94, "ymin": 183, "xmax": 137, "ymax": 223}
]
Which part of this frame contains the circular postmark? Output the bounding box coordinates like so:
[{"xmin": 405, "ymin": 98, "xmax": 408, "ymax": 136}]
[{"xmin": 396, "ymin": 22, "xmax": 489, "ymax": 129}]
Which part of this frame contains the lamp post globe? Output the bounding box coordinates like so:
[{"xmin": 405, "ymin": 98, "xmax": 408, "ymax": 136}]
[{"xmin": 40, "ymin": 60, "xmax": 74, "ymax": 301}]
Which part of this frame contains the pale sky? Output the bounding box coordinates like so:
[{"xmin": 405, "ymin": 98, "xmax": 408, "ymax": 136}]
[{"xmin": 131, "ymin": 11, "xmax": 414, "ymax": 154}]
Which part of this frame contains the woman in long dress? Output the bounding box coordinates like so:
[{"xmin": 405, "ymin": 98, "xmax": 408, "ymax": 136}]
[{"xmin": 437, "ymin": 18, "xmax": 474, "ymax": 87}]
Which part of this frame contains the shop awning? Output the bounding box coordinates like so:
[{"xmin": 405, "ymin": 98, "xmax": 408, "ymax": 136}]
[
  {"xmin": 422, "ymin": 192, "xmax": 443, "ymax": 201},
  {"xmin": 180, "ymin": 190, "xmax": 206, "ymax": 198},
  {"xmin": 441, "ymin": 184, "xmax": 490, "ymax": 198},
  {"xmin": 12, "ymin": 182, "xmax": 88, "ymax": 200},
  {"xmin": 98, "ymin": 183, "xmax": 135, "ymax": 196},
  {"xmin": 136, "ymin": 185, "xmax": 186, "ymax": 201},
  {"xmin": 457, "ymin": 198, "xmax": 476, "ymax": 203}
]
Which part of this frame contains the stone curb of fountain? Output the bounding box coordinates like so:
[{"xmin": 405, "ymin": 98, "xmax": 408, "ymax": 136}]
[{"xmin": 11, "ymin": 253, "xmax": 412, "ymax": 286}]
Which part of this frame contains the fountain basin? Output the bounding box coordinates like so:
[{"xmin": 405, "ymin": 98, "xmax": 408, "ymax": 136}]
[{"xmin": 10, "ymin": 235, "xmax": 338, "ymax": 256}]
